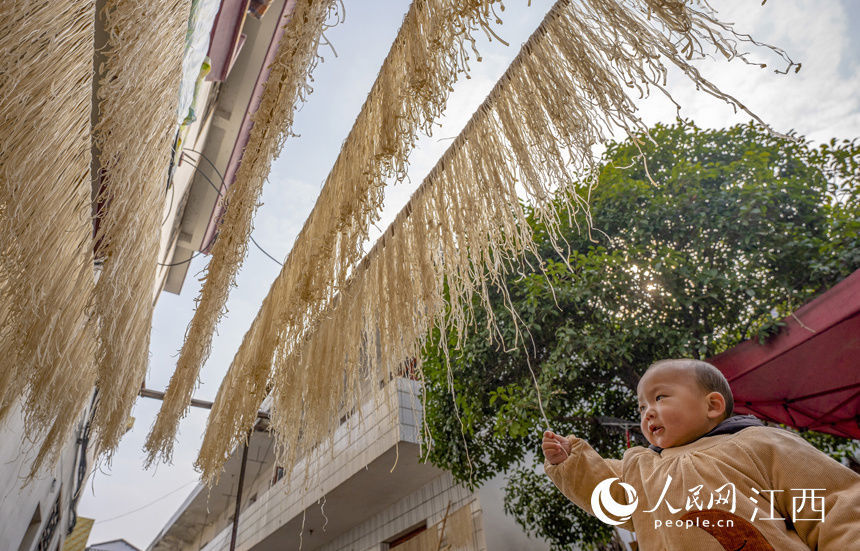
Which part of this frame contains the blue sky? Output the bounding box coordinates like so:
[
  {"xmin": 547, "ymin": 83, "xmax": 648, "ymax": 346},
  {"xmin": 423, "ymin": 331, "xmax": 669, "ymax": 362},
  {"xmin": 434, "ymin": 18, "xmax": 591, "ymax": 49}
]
[{"xmin": 79, "ymin": 1, "xmax": 860, "ymax": 547}]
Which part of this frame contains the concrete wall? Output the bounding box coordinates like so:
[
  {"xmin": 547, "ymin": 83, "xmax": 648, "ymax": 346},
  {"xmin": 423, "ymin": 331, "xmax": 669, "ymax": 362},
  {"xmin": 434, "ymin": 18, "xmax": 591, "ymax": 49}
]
[
  {"xmin": 0, "ymin": 397, "xmax": 94, "ymax": 551},
  {"xmin": 153, "ymin": 79, "xmax": 216, "ymax": 298},
  {"xmin": 159, "ymin": 0, "xmax": 293, "ymax": 296}
]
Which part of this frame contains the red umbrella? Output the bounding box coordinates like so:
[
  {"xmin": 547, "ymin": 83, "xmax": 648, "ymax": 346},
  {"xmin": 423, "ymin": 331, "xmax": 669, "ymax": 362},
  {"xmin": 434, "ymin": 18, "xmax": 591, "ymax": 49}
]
[{"xmin": 708, "ymin": 269, "xmax": 860, "ymax": 440}]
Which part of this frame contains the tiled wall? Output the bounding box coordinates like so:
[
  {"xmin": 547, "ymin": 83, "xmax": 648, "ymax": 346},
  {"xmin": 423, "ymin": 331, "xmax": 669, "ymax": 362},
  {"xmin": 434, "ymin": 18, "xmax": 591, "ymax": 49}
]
[
  {"xmin": 317, "ymin": 471, "xmax": 485, "ymax": 551},
  {"xmin": 199, "ymin": 378, "xmax": 449, "ymax": 551}
]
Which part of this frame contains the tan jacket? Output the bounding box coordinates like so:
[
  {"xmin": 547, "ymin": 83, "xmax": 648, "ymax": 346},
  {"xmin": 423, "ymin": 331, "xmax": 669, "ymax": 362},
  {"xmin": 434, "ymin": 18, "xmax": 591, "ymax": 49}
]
[{"xmin": 545, "ymin": 426, "xmax": 860, "ymax": 550}]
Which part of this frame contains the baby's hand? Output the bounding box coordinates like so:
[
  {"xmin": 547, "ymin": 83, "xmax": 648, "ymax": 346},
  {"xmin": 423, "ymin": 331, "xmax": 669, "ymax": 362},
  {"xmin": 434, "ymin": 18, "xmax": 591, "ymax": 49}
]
[{"xmin": 542, "ymin": 430, "xmax": 572, "ymax": 465}]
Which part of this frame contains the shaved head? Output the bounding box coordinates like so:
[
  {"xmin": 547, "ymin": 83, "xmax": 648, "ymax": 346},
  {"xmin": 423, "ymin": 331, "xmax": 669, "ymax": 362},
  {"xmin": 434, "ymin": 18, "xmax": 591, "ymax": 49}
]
[{"xmin": 643, "ymin": 359, "xmax": 734, "ymax": 420}]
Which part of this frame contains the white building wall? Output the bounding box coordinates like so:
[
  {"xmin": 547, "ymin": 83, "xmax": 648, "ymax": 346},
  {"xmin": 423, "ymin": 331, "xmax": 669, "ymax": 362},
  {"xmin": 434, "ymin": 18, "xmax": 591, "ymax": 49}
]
[
  {"xmin": 152, "ymin": 78, "xmax": 216, "ymax": 299},
  {"xmin": 0, "ymin": 397, "xmax": 94, "ymax": 551},
  {"xmin": 317, "ymin": 472, "xmax": 485, "ymax": 551},
  {"xmin": 151, "ymin": 378, "xmax": 553, "ymax": 551},
  {"xmin": 199, "ymin": 379, "xmax": 420, "ymax": 551}
]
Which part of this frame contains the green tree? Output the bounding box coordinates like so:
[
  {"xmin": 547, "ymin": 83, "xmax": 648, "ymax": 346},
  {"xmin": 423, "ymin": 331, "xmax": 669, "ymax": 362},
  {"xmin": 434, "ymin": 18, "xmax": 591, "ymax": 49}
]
[{"xmin": 420, "ymin": 122, "xmax": 860, "ymax": 550}]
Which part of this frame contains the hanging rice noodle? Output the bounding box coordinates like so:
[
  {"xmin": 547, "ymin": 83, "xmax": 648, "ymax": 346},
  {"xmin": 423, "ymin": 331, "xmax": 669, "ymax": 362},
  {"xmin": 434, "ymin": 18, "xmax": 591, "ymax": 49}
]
[
  {"xmin": 90, "ymin": 0, "xmax": 192, "ymax": 458},
  {"xmin": 193, "ymin": 0, "xmax": 519, "ymax": 479},
  {"xmin": 196, "ymin": 0, "xmax": 792, "ymax": 483},
  {"xmin": 0, "ymin": 0, "xmax": 99, "ymax": 473},
  {"xmin": 144, "ymin": 0, "xmax": 341, "ymax": 465},
  {"xmin": 150, "ymin": 0, "xmax": 513, "ymax": 464}
]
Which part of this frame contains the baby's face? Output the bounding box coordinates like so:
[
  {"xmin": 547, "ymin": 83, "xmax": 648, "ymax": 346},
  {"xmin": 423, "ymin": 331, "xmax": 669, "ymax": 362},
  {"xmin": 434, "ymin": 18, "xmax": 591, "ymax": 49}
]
[{"xmin": 637, "ymin": 365, "xmax": 719, "ymax": 449}]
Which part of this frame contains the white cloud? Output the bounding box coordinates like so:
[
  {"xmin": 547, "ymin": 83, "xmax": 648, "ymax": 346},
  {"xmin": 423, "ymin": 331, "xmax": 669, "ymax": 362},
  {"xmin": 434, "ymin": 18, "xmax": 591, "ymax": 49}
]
[{"xmin": 634, "ymin": 0, "xmax": 860, "ymax": 141}]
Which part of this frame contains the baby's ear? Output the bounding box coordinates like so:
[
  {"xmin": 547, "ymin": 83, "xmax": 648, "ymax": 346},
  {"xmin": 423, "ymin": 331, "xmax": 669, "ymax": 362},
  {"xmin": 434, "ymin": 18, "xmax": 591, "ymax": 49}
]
[{"xmin": 705, "ymin": 391, "xmax": 727, "ymax": 420}]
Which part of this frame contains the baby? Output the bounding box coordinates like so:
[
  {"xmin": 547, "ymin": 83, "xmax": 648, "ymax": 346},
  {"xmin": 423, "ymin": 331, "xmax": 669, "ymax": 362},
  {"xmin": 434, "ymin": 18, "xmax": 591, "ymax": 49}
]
[{"xmin": 542, "ymin": 359, "xmax": 860, "ymax": 550}]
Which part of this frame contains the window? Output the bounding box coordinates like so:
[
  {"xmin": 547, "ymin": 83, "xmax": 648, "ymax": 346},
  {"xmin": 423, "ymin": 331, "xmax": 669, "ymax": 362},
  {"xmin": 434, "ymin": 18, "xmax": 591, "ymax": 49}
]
[
  {"xmin": 385, "ymin": 522, "xmax": 427, "ymax": 549},
  {"xmin": 37, "ymin": 491, "xmax": 61, "ymax": 551},
  {"xmin": 271, "ymin": 466, "xmax": 285, "ymax": 486}
]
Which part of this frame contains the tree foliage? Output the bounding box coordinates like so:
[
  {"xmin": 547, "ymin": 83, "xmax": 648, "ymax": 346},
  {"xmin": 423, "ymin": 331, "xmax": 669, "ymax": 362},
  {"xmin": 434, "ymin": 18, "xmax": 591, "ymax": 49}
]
[{"xmin": 420, "ymin": 122, "xmax": 860, "ymax": 550}]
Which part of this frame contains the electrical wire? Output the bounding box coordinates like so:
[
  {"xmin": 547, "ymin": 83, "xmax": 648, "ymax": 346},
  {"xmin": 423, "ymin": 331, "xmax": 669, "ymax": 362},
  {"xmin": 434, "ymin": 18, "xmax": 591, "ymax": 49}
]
[
  {"xmin": 162, "ymin": 178, "xmax": 176, "ymax": 226},
  {"xmin": 92, "ymin": 480, "xmax": 198, "ymax": 525},
  {"xmin": 181, "ymin": 151, "xmax": 284, "ymax": 266},
  {"xmin": 250, "ymin": 234, "xmax": 283, "ymax": 266},
  {"xmin": 156, "ymin": 149, "xmax": 283, "ymax": 267},
  {"xmin": 182, "ymin": 148, "xmax": 222, "ymax": 180},
  {"xmin": 66, "ymin": 390, "xmax": 99, "ymax": 535},
  {"xmin": 157, "ymin": 251, "xmax": 202, "ymax": 267}
]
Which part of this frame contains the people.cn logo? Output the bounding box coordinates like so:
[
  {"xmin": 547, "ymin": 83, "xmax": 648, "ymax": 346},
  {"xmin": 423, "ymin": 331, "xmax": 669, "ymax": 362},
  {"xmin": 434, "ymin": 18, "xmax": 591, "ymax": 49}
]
[{"xmin": 590, "ymin": 478, "xmax": 638, "ymax": 526}]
